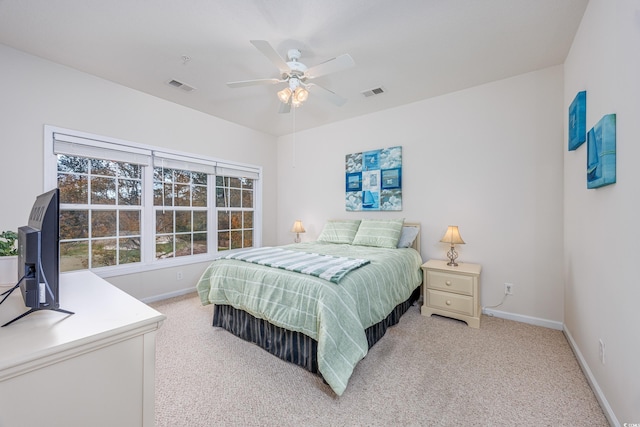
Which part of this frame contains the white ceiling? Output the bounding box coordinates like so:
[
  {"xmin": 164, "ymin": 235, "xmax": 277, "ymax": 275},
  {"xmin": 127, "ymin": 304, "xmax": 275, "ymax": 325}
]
[{"xmin": 0, "ymin": 0, "xmax": 588, "ymax": 137}]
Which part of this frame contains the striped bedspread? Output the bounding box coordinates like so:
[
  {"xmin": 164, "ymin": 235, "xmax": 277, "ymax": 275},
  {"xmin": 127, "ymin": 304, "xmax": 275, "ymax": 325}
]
[{"xmin": 220, "ymin": 247, "xmax": 370, "ymax": 284}]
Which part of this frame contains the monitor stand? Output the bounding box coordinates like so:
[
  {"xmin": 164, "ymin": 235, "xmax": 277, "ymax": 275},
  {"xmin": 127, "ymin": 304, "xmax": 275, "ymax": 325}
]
[
  {"xmin": 0, "ymin": 281, "xmax": 74, "ymax": 327},
  {"xmin": 2, "ymin": 307, "xmax": 74, "ymax": 327}
]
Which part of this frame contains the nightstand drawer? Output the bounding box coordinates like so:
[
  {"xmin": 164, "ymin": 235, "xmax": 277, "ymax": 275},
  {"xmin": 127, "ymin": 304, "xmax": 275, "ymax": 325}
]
[
  {"xmin": 426, "ymin": 289, "xmax": 474, "ymax": 316},
  {"xmin": 427, "ymin": 270, "xmax": 474, "ymax": 295}
]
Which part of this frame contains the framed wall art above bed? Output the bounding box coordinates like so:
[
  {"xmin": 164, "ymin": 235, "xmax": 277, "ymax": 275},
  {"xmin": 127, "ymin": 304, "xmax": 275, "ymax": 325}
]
[{"xmin": 345, "ymin": 146, "xmax": 402, "ymax": 211}]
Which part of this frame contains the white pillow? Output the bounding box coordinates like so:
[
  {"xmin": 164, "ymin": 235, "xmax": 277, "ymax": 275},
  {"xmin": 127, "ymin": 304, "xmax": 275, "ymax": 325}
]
[{"xmin": 397, "ymin": 226, "xmax": 419, "ymax": 248}]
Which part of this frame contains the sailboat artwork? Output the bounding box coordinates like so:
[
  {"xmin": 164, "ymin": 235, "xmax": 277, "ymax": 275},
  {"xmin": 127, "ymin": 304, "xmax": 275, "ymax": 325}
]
[{"xmin": 345, "ymin": 146, "xmax": 402, "ymax": 211}]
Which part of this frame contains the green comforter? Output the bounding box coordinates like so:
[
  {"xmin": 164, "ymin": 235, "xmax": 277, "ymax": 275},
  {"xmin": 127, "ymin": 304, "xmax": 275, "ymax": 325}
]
[{"xmin": 196, "ymin": 242, "xmax": 423, "ymax": 396}]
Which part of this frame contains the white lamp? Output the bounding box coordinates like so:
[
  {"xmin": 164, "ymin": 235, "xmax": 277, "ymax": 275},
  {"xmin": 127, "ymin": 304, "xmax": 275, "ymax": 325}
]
[
  {"xmin": 440, "ymin": 225, "xmax": 465, "ymax": 266},
  {"xmin": 291, "ymin": 220, "xmax": 306, "ymax": 243}
]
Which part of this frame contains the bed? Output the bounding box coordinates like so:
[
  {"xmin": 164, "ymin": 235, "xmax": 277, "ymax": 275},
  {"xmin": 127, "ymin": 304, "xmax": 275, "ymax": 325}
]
[{"xmin": 196, "ymin": 219, "xmax": 423, "ymax": 396}]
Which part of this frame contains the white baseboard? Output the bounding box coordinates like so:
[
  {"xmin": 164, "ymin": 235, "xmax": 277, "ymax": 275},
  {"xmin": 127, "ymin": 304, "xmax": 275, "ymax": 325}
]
[
  {"xmin": 481, "ymin": 307, "xmax": 563, "ymax": 330},
  {"xmin": 141, "ymin": 287, "xmax": 196, "ymax": 304},
  {"xmin": 563, "ymin": 326, "xmax": 619, "ymax": 427}
]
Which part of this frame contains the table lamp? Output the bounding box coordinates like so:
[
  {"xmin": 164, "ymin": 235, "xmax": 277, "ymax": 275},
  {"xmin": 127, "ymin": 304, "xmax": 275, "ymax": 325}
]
[
  {"xmin": 291, "ymin": 220, "xmax": 305, "ymax": 243},
  {"xmin": 440, "ymin": 225, "xmax": 465, "ymax": 266}
]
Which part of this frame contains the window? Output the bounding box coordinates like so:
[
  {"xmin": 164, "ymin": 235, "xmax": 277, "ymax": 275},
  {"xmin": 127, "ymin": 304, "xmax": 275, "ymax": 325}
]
[
  {"xmin": 57, "ymin": 155, "xmax": 142, "ymax": 270},
  {"xmin": 45, "ymin": 126, "xmax": 261, "ymax": 275},
  {"xmin": 153, "ymin": 166, "xmax": 208, "ymax": 259},
  {"xmin": 216, "ymin": 176, "xmax": 254, "ymax": 251}
]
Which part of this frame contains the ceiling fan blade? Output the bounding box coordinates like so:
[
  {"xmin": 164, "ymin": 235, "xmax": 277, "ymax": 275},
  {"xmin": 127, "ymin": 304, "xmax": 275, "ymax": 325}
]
[
  {"xmin": 250, "ymin": 40, "xmax": 291, "ymax": 75},
  {"xmin": 305, "ymin": 54, "xmax": 355, "ymax": 79},
  {"xmin": 308, "ymin": 84, "xmax": 347, "ymax": 106},
  {"xmin": 226, "ymin": 78, "xmax": 283, "ymax": 88},
  {"xmin": 278, "ymin": 102, "xmax": 291, "ymax": 114}
]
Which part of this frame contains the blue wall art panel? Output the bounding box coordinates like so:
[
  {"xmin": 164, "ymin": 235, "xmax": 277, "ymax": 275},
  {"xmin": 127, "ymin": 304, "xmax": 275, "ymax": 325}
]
[
  {"xmin": 345, "ymin": 146, "xmax": 402, "ymax": 211},
  {"xmin": 569, "ymin": 91, "xmax": 587, "ymax": 151},
  {"xmin": 587, "ymin": 114, "xmax": 616, "ymax": 189}
]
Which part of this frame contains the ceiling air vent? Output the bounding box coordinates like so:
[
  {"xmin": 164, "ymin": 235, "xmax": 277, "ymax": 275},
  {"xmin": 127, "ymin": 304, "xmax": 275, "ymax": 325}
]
[
  {"xmin": 166, "ymin": 79, "xmax": 195, "ymax": 92},
  {"xmin": 362, "ymin": 87, "xmax": 385, "ymax": 97}
]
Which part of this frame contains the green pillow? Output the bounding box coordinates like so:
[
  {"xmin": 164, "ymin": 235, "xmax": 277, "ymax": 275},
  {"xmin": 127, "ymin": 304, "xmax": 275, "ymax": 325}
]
[
  {"xmin": 317, "ymin": 220, "xmax": 362, "ymax": 244},
  {"xmin": 352, "ymin": 218, "xmax": 404, "ymax": 249}
]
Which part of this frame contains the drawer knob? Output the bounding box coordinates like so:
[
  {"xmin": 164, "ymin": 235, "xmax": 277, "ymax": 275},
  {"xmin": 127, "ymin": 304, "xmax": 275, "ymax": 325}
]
[
  {"xmin": 446, "ymin": 300, "xmax": 452, "ymax": 305},
  {"xmin": 445, "ymin": 280, "xmax": 452, "ymax": 286}
]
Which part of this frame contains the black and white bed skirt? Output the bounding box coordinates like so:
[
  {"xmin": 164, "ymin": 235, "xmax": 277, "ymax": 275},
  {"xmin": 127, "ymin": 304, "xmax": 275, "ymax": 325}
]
[{"xmin": 212, "ymin": 286, "xmax": 421, "ymax": 377}]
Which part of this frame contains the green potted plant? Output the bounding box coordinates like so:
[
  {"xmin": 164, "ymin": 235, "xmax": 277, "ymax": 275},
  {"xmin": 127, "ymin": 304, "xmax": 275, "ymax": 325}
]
[{"xmin": 0, "ymin": 230, "xmax": 18, "ymax": 285}]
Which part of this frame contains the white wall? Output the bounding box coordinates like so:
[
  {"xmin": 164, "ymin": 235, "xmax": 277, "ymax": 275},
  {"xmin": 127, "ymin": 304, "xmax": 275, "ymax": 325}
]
[
  {"xmin": 0, "ymin": 44, "xmax": 278, "ymax": 300},
  {"xmin": 564, "ymin": 0, "xmax": 640, "ymax": 424},
  {"xmin": 277, "ymin": 66, "xmax": 565, "ymax": 326}
]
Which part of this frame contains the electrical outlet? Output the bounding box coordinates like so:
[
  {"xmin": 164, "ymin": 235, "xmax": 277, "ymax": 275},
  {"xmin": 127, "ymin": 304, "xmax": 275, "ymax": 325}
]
[
  {"xmin": 177, "ymin": 271, "xmax": 183, "ymax": 281},
  {"xmin": 504, "ymin": 283, "xmax": 513, "ymax": 295},
  {"xmin": 599, "ymin": 339, "xmax": 605, "ymax": 364}
]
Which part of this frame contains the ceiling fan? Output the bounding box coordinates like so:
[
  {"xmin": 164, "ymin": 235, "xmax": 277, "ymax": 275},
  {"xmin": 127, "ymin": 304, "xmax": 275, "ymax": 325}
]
[{"xmin": 226, "ymin": 40, "xmax": 355, "ymax": 113}]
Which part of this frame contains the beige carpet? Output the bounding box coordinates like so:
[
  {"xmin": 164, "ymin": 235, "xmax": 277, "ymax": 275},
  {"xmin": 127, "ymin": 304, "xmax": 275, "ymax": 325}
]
[{"xmin": 151, "ymin": 294, "xmax": 608, "ymax": 426}]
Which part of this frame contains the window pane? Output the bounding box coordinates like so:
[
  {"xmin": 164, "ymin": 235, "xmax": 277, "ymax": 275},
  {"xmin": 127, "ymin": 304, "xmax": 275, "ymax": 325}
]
[
  {"xmin": 218, "ymin": 231, "xmax": 230, "ymax": 251},
  {"xmin": 119, "ymin": 210, "xmax": 140, "ymax": 236},
  {"xmin": 60, "ymin": 241, "xmax": 88, "ymax": 272},
  {"xmin": 229, "ymin": 189, "xmax": 241, "ymax": 207},
  {"xmin": 218, "ymin": 211, "xmax": 229, "ymax": 231},
  {"xmin": 243, "ymin": 230, "xmax": 253, "ymax": 248},
  {"xmin": 175, "ymin": 234, "xmax": 191, "ymax": 257},
  {"xmin": 60, "ymin": 210, "xmax": 89, "ymax": 239},
  {"xmin": 175, "ymin": 170, "xmax": 190, "ymax": 183},
  {"xmin": 243, "ymin": 211, "xmax": 253, "ymax": 229},
  {"xmin": 163, "ymin": 184, "xmax": 174, "ymax": 205},
  {"xmin": 92, "ymin": 238, "xmax": 117, "ymax": 267},
  {"xmin": 91, "ymin": 176, "xmax": 116, "ymax": 204},
  {"xmin": 118, "ymin": 179, "xmax": 141, "ymax": 205},
  {"xmin": 216, "ymin": 188, "xmax": 227, "ymax": 207},
  {"xmin": 229, "ymin": 177, "xmax": 241, "ymax": 188},
  {"xmin": 193, "ymin": 232, "xmax": 207, "ymax": 254},
  {"xmin": 156, "ymin": 236, "xmax": 174, "ymax": 259},
  {"xmin": 230, "ymin": 230, "xmax": 243, "ymax": 249},
  {"xmin": 156, "ymin": 210, "xmax": 174, "ymax": 234},
  {"xmin": 92, "ymin": 210, "xmax": 117, "ymax": 238},
  {"xmin": 58, "ymin": 155, "xmax": 88, "ymax": 174},
  {"xmin": 193, "ymin": 172, "xmax": 206, "ymax": 185},
  {"xmin": 119, "ymin": 238, "xmax": 141, "ymax": 264},
  {"xmin": 193, "ymin": 211, "xmax": 207, "ymax": 232},
  {"xmin": 58, "ymin": 174, "xmax": 88, "ymax": 204},
  {"xmin": 192, "ymin": 185, "xmax": 206, "ymax": 207},
  {"xmin": 230, "ymin": 212, "xmax": 242, "ymax": 229},
  {"xmin": 242, "ymin": 178, "xmax": 254, "ymax": 190},
  {"xmin": 175, "ymin": 184, "xmax": 190, "ymax": 206},
  {"xmin": 242, "ymin": 189, "xmax": 253, "ymax": 208},
  {"xmin": 119, "ymin": 163, "xmax": 141, "ymax": 179},
  {"xmin": 175, "ymin": 211, "xmax": 191, "ymax": 233},
  {"xmin": 91, "ymin": 159, "xmax": 118, "ymax": 177}
]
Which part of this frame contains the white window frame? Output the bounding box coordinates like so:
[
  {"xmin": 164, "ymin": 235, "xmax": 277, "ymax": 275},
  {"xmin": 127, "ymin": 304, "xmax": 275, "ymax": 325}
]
[{"xmin": 44, "ymin": 125, "xmax": 262, "ymax": 278}]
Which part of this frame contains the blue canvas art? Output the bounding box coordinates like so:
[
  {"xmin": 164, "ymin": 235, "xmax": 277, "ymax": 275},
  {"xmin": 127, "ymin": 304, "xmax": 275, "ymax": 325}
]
[
  {"xmin": 345, "ymin": 146, "xmax": 402, "ymax": 211},
  {"xmin": 587, "ymin": 114, "xmax": 616, "ymax": 189},
  {"xmin": 569, "ymin": 91, "xmax": 586, "ymax": 151}
]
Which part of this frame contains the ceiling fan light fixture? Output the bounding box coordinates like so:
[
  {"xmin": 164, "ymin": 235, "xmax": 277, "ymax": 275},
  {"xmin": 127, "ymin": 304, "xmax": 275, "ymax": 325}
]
[
  {"xmin": 293, "ymin": 87, "xmax": 308, "ymax": 103},
  {"xmin": 277, "ymin": 87, "xmax": 292, "ymax": 103}
]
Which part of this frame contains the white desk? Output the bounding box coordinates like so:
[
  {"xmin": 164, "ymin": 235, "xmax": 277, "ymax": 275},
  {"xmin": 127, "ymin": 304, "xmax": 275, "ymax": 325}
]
[{"xmin": 0, "ymin": 270, "xmax": 165, "ymax": 427}]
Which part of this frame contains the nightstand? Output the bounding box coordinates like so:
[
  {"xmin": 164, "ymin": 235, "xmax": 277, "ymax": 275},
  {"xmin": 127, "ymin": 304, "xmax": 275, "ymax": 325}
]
[{"xmin": 421, "ymin": 259, "xmax": 482, "ymax": 328}]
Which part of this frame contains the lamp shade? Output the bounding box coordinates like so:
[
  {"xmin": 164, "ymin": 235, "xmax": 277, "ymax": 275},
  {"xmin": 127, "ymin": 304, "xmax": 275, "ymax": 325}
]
[
  {"xmin": 278, "ymin": 87, "xmax": 292, "ymax": 103},
  {"xmin": 290, "ymin": 220, "xmax": 306, "ymax": 233},
  {"xmin": 440, "ymin": 226, "xmax": 465, "ymax": 245}
]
